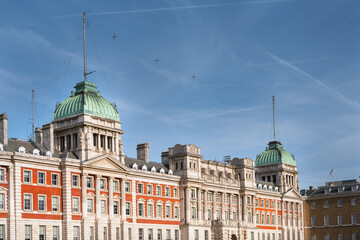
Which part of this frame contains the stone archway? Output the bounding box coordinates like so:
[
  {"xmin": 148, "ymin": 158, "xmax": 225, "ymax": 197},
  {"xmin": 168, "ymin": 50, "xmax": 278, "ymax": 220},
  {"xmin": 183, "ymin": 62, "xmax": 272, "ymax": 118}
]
[{"xmin": 231, "ymin": 234, "xmax": 237, "ymax": 240}]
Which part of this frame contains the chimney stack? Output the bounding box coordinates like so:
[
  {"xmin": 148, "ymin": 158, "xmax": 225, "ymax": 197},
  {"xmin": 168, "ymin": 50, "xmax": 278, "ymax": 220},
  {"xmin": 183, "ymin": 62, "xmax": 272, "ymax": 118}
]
[
  {"xmin": 35, "ymin": 127, "xmax": 43, "ymax": 145},
  {"xmin": 309, "ymin": 186, "xmax": 314, "ymax": 191},
  {"xmin": 137, "ymin": 143, "xmax": 149, "ymax": 163},
  {"xmin": 0, "ymin": 113, "xmax": 8, "ymax": 145}
]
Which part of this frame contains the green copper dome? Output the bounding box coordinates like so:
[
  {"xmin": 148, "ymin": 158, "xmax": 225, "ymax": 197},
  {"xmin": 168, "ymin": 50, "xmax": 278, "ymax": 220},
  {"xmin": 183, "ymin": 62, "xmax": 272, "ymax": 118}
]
[
  {"xmin": 53, "ymin": 81, "xmax": 119, "ymax": 121},
  {"xmin": 255, "ymin": 141, "xmax": 296, "ymax": 167}
]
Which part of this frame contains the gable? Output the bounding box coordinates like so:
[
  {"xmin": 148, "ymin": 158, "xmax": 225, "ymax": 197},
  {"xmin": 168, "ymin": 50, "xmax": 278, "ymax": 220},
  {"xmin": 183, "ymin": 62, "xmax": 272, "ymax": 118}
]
[
  {"xmin": 82, "ymin": 154, "xmax": 131, "ymax": 173},
  {"xmin": 283, "ymin": 188, "xmax": 303, "ymax": 200}
]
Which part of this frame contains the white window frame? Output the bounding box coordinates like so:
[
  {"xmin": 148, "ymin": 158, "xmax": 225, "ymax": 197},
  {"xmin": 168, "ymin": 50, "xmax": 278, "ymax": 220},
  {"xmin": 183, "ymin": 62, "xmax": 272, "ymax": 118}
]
[
  {"xmin": 72, "ymin": 174, "xmax": 79, "ymax": 187},
  {"xmin": 100, "ymin": 179, "xmax": 106, "ymax": 190},
  {"xmin": 165, "ymin": 187, "xmax": 170, "ymax": 197},
  {"xmin": 24, "ymin": 193, "xmax": 32, "ymax": 211},
  {"xmin": 0, "ymin": 169, "xmax": 4, "ymax": 182},
  {"xmin": 173, "ymin": 188, "xmax": 179, "ymax": 198},
  {"xmin": 25, "ymin": 225, "xmax": 32, "ymax": 240},
  {"xmin": 38, "ymin": 195, "xmax": 46, "ymax": 212},
  {"xmin": 174, "ymin": 205, "xmax": 179, "ymax": 219},
  {"xmin": 125, "ymin": 202, "xmax": 131, "ymax": 216},
  {"xmin": 38, "ymin": 172, "xmax": 46, "ymax": 185},
  {"xmin": 39, "ymin": 225, "xmax": 45, "ymax": 240},
  {"xmin": 137, "ymin": 183, "xmax": 143, "ymax": 194},
  {"xmin": 53, "ymin": 226, "xmax": 59, "ymax": 240},
  {"xmin": 113, "ymin": 180, "xmax": 119, "ymax": 192},
  {"xmin": 147, "ymin": 184, "xmax": 153, "ymax": 195},
  {"xmin": 52, "ymin": 196, "xmax": 60, "ymax": 212},
  {"xmin": 125, "ymin": 182, "xmax": 131, "ymax": 192},
  {"xmin": 165, "ymin": 205, "xmax": 171, "ymax": 218},
  {"xmin": 72, "ymin": 197, "xmax": 80, "ymax": 213},
  {"xmin": 87, "ymin": 198, "xmax": 94, "ymax": 213},
  {"xmin": 113, "ymin": 200, "xmax": 119, "ymax": 215},
  {"xmin": 156, "ymin": 204, "xmax": 163, "ymax": 218},
  {"xmin": 138, "ymin": 202, "xmax": 144, "ymax": 217},
  {"xmin": 101, "ymin": 199, "xmax": 107, "ymax": 214},
  {"xmin": 86, "ymin": 177, "xmax": 93, "ymax": 189},
  {"xmin": 0, "ymin": 193, "xmax": 5, "ymax": 210},
  {"xmin": 156, "ymin": 186, "xmax": 161, "ymax": 196},
  {"xmin": 23, "ymin": 170, "xmax": 32, "ymax": 183},
  {"xmin": 147, "ymin": 203, "xmax": 154, "ymax": 217},
  {"xmin": 51, "ymin": 173, "xmax": 59, "ymax": 186}
]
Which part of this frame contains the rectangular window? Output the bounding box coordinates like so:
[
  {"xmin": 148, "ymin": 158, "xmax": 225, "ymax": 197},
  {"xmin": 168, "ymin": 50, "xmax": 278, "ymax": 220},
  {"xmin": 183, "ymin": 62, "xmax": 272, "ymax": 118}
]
[
  {"xmin": 100, "ymin": 179, "xmax": 106, "ymax": 190},
  {"xmin": 24, "ymin": 194, "xmax": 32, "ymax": 210},
  {"xmin": 174, "ymin": 206, "xmax": 179, "ymax": 219},
  {"xmin": 324, "ymin": 200, "xmax": 329, "ymax": 208},
  {"xmin": 311, "ymin": 235, "xmax": 316, "ymax": 240},
  {"xmin": 39, "ymin": 225, "xmax": 45, "ymax": 240},
  {"xmin": 147, "ymin": 204, "xmax": 154, "ymax": 217},
  {"xmin": 52, "ymin": 196, "xmax": 59, "ymax": 212},
  {"xmin": 87, "ymin": 177, "xmax": 92, "ymax": 188},
  {"xmin": 165, "ymin": 187, "xmax": 170, "ymax": 197},
  {"xmin": 174, "ymin": 188, "xmax": 179, "ymax": 198},
  {"xmin": 38, "ymin": 172, "xmax": 45, "ymax": 185},
  {"xmin": 156, "ymin": 186, "xmax": 161, "ymax": 196},
  {"xmin": 137, "ymin": 183, "xmax": 143, "ymax": 193},
  {"xmin": 351, "ymin": 198, "xmax": 357, "ymax": 206},
  {"xmin": 114, "ymin": 201, "xmax": 119, "ymax": 215},
  {"xmin": 311, "ymin": 201, "xmax": 316, "ymax": 209},
  {"xmin": 204, "ymin": 230, "xmax": 208, "ymax": 240},
  {"xmin": 51, "ymin": 174, "xmax": 59, "ymax": 186},
  {"xmin": 0, "ymin": 225, "xmax": 4, "ymax": 240},
  {"xmin": 113, "ymin": 180, "xmax": 119, "ymax": 192},
  {"xmin": 147, "ymin": 184, "xmax": 153, "ymax": 195},
  {"xmin": 116, "ymin": 227, "xmax": 120, "ymax": 240},
  {"xmin": 148, "ymin": 229, "xmax": 153, "ymax": 240},
  {"xmin": 53, "ymin": 226, "xmax": 59, "ymax": 240},
  {"xmin": 72, "ymin": 175, "xmax": 79, "ymax": 187},
  {"xmin": 128, "ymin": 228, "xmax": 132, "ymax": 240},
  {"xmin": 207, "ymin": 209, "xmax": 211, "ymax": 220},
  {"xmin": 138, "ymin": 203, "xmax": 144, "ymax": 216},
  {"xmin": 0, "ymin": 169, "xmax": 4, "ymax": 182},
  {"xmin": 73, "ymin": 226, "xmax": 79, "ymax": 240},
  {"xmin": 103, "ymin": 227, "xmax": 107, "ymax": 240},
  {"xmin": 337, "ymin": 199, "xmax": 343, "ymax": 207},
  {"xmin": 24, "ymin": 170, "xmax": 31, "ymax": 183},
  {"xmin": 138, "ymin": 229, "xmax": 143, "ymax": 240},
  {"xmin": 338, "ymin": 234, "xmax": 344, "ymax": 240},
  {"xmin": 157, "ymin": 205, "xmax": 162, "ymax": 218},
  {"xmin": 324, "ymin": 216, "xmax": 329, "ymax": 226},
  {"xmin": 38, "ymin": 195, "xmax": 46, "ymax": 211},
  {"xmin": 311, "ymin": 216, "xmax": 316, "ymax": 227},
  {"xmin": 165, "ymin": 205, "xmax": 171, "ymax": 218},
  {"xmin": 175, "ymin": 230, "xmax": 179, "ymax": 240},
  {"xmin": 157, "ymin": 229, "xmax": 162, "ymax": 240},
  {"xmin": 352, "ymin": 214, "xmax": 357, "ymax": 224},
  {"xmin": 0, "ymin": 194, "xmax": 5, "ymax": 210},
  {"xmin": 126, "ymin": 202, "xmax": 131, "ymax": 215},
  {"xmin": 25, "ymin": 225, "xmax": 32, "ymax": 240},
  {"xmin": 353, "ymin": 233, "xmax": 359, "ymax": 240},
  {"xmin": 125, "ymin": 182, "xmax": 130, "ymax": 192},
  {"xmin": 191, "ymin": 207, "xmax": 196, "ymax": 219},
  {"xmin": 195, "ymin": 230, "xmax": 199, "ymax": 240},
  {"xmin": 191, "ymin": 189, "xmax": 196, "ymax": 198},
  {"xmin": 338, "ymin": 215, "xmax": 343, "ymax": 225},
  {"xmin": 90, "ymin": 227, "xmax": 94, "ymax": 240},
  {"xmin": 87, "ymin": 199, "xmax": 93, "ymax": 213},
  {"xmin": 166, "ymin": 230, "xmax": 171, "ymax": 240},
  {"xmin": 325, "ymin": 234, "xmax": 330, "ymax": 240},
  {"xmin": 73, "ymin": 197, "xmax": 80, "ymax": 213},
  {"xmin": 101, "ymin": 200, "xmax": 106, "ymax": 214}
]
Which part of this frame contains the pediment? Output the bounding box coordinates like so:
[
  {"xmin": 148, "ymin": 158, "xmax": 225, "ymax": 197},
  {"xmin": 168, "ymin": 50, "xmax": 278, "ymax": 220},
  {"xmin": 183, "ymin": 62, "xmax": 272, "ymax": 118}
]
[
  {"xmin": 82, "ymin": 154, "xmax": 131, "ymax": 173},
  {"xmin": 283, "ymin": 188, "xmax": 303, "ymax": 200}
]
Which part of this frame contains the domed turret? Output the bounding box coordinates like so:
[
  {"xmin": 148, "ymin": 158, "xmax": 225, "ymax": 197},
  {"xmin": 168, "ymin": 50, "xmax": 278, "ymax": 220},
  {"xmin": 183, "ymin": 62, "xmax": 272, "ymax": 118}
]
[
  {"xmin": 255, "ymin": 141, "xmax": 296, "ymax": 167},
  {"xmin": 53, "ymin": 81, "xmax": 119, "ymax": 121}
]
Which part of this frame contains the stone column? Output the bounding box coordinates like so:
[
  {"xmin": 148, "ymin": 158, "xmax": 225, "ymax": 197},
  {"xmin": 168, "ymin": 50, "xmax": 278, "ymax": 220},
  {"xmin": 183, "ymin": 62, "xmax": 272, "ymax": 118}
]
[
  {"xmin": 186, "ymin": 187, "xmax": 191, "ymax": 223},
  {"xmin": 95, "ymin": 175, "xmax": 101, "ymax": 219},
  {"xmin": 229, "ymin": 193, "xmax": 233, "ymax": 220},
  {"xmin": 221, "ymin": 192, "xmax": 225, "ymax": 220},
  {"xmin": 109, "ymin": 177, "xmax": 114, "ymax": 219},
  {"xmin": 120, "ymin": 178, "xmax": 126, "ymax": 221},
  {"xmin": 105, "ymin": 134, "xmax": 108, "ymax": 152},
  {"xmin": 237, "ymin": 194, "xmax": 241, "ymax": 222},
  {"xmin": 243, "ymin": 195, "xmax": 247, "ymax": 223},
  {"xmin": 204, "ymin": 190, "xmax": 208, "ymax": 221},
  {"xmin": 213, "ymin": 191, "xmax": 217, "ymax": 220},
  {"xmin": 97, "ymin": 133, "xmax": 101, "ymax": 150},
  {"xmin": 81, "ymin": 173, "xmax": 88, "ymax": 218},
  {"xmin": 197, "ymin": 188, "xmax": 201, "ymax": 221},
  {"xmin": 7, "ymin": 166, "xmax": 15, "ymax": 239}
]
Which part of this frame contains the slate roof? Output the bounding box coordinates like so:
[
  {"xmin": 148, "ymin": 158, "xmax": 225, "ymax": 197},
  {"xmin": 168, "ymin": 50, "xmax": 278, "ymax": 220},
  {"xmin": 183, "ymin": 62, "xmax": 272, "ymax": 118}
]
[
  {"xmin": 301, "ymin": 179, "xmax": 360, "ymax": 197},
  {"xmin": 124, "ymin": 156, "xmax": 169, "ymax": 173}
]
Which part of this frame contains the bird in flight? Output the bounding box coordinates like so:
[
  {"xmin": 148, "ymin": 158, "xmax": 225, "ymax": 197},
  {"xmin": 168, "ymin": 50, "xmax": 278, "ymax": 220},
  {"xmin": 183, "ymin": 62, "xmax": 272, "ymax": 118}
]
[
  {"xmin": 112, "ymin": 34, "xmax": 117, "ymax": 40},
  {"xmin": 192, "ymin": 74, "xmax": 196, "ymax": 80},
  {"xmin": 155, "ymin": 58, "xmax": 160, "ymax": 64}
]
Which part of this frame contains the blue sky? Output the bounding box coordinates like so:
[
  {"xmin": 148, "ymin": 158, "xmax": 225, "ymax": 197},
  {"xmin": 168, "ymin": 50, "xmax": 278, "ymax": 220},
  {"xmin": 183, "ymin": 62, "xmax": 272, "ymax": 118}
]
[{"xmin": 0, "ymin": 0, "xmax": 359, "ymax": 189}]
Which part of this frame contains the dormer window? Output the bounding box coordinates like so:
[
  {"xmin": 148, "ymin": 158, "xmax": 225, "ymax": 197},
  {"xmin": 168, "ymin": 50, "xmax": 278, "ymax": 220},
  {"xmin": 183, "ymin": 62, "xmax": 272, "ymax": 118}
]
[
  {"xmin": 263, "ymin": 185, "xmax": 268, "ymax": 191},
  {"xmin": 45, "ymin": 151, "xmax": 53, "ymax": 157},
  {"xmin": 32, "ymin": 149, "xmax": 40, "ymax": 155},
  {"xmin": 274, "ymin": 187, "xmax": 279, "ymax": 192},
  {"xmin": 0, "ymin": 144, "xmax": 3, "ymax": 151},
  {"xmin": 17, "ymin": 146, "xmax": 26, "ymax": 153},
  {"xmin": 325, "ymin": 188, "xmax": 331, "ymax": 194},
  {"xmin": 351, "ymin": 185, "xmax": 358, "ymax": 191},
  {"xmin": 338, "ymin": 186, "xmax": 345, "ymax": 192},
  {"xmin": 142, "ymin": 165, "xmax": 147, "ymax": 171},
  {"xmin": 132, "ymin": 163, "xmax": 138, "ymax": 170},
  {"xmin": 159, "ymin": 168, "xmax": 165, "ymax": 174},
  {"xmin": 258, "ymin": 184, "xmax": 262, "ymax": 190},
  {"xmin": 151, "ymin": 167, "xmax": 156, "ymax": 172},
  {"xmin": 269, "ymin": 186, "xmax": 273, "ymax": 191},
  {"xmin": 168, "ymin": 170, "xmax": 173, "ymax": 175}
]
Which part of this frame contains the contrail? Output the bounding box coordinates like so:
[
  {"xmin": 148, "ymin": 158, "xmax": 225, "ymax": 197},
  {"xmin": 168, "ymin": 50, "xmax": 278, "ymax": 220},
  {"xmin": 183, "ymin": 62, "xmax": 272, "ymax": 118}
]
[
  {"xmin": 267, "ymin": 52, "xmax": 360, "ymax": 109},
  {"xmin": 41, "ymin": 0, "xmax": 296, "ymax": 19}
]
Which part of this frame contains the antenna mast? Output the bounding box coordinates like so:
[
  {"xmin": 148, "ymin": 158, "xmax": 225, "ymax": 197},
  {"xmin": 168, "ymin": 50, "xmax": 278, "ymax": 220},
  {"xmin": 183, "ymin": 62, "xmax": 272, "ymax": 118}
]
[
  {"xmin": 32, "ymin": 90, "xmax": 35, "ymax": 141},
  {"xmin": 272, "ymin": 95, "xmax": 276, "ymax": 140},
  {"xmin": 83, "ymin": 12, "xmax": 87, "ymax": 81}
]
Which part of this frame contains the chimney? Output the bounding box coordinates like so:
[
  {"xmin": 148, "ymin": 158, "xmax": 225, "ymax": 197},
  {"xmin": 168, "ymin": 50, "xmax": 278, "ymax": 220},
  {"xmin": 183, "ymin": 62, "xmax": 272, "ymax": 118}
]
[
  {"xmin": 137, "ymin": 143, "xmax": 149, "ymax": 163},
  {"xmin": 0, "ymin": 113, "xmax": 8, "ymax": 145},
  {"xmin": 309, "ymin": 186, "xmax": 314, "ymax": 191},
  {"xmin": 35, "ymin": 127, "xmax": 43, "ymax": 145},
  {"xmin": 42, "ymin": 123, "xmax": 54, "ymax": 153}
]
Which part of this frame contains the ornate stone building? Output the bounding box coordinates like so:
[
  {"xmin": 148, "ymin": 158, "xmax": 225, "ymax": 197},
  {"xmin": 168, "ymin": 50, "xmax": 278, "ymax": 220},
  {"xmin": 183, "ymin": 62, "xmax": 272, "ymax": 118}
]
[{"xmin": 0, "ymin": 79, "xmax": 304, "ymax": 240}]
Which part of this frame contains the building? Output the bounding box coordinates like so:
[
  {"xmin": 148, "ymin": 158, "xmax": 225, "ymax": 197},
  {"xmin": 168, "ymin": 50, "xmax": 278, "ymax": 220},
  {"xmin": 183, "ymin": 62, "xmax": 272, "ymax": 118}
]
[
  {"xmin": 302, "ymin": 179, "xmax": 360, "ymax": 240},
  {"xmin": 0, "ymin": 78, "xmax": 304, "ymax": 240}
]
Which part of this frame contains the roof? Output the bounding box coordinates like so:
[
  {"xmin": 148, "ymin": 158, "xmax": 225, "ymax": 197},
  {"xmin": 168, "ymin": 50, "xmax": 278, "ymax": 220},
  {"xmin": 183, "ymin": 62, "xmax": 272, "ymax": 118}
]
[
  {"xmin": 53, "ymin": 81, "xmax": 119, "ymax": 121},
  {"xmin": 124, "ymin": 156, "xmax": 169, "ymax": 173},
  {"xmin": 255, "ymin": 141, "xmax": 296, "ymax": 167},
  {"xmin": 302, "ymin": 179, "xmax": 360, "ymax": 197}
]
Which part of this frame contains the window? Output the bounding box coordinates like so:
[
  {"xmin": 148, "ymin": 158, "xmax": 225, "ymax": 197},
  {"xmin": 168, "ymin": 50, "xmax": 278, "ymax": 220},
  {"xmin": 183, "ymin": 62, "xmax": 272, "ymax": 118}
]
[
  {"xmin": 139, "ymin": 228, "xmax": 144, "ymax": 240},
  {"xmin": 38, "ymin": 195, "xmax": 46, "ymax": 211},
  {"xmin": 272, "ymin": 214, "xmax": 275, "ymax": 225},
  {"xmin": 73, "ymin": 197, "xmax": 80, "ymax": 212},
  {"xmin": 338, "ymin": 215, "xmax": 343, "ymax": 225},
  {"xmin": 24, "ymin": 170, "xmax": 31, "ymax": 183},
  {"xmin": 0, "ymin": 194, "xmax": 5, "ymax": 210},
  {"xmin": 266, "ymin": 213, "xmax": 270, "ymax": 224},
  {"xmin": 147, "ymin": 184, "xmax": 153, "ymax": 195},
  {"xmin": 266, "ymin": 200, "xmax": 269, "ymax": 208},
  {"xmin": 116, "ymin": 227, "xmax": 120, "ymax": 240},
  {"xmin": 125, "ymin": 182, "xmax": 130, "ymax": 192},
  {"xmin": 138, "ymin": 203, "xmax": 144, "ymax": 216},
  {"xmin": 87, "ymin": 199, "xmax": 93, "ymax": 213},
  {"xmin": 148, "ymin": 229, "xmax": 153, "ymax": 240},
  {"xmin": 175, "ymin": 230, "xmax": 179, "ymax": 240},
  {"xmin": 72, "ymin": 175, "xmax": 79, "ymax": 187},
  {"xmin": 24, "ymin": 194, "xmax": 32, "ymax": 210},
  {"xmin": 224, "ymin": 211, "xmax": 228, "ymax": 220},
  {"xmin": 205, "ymin": 230, "xmax": 208, "ymax": 240},
  {"xmin": 337, "ymin": 199, "xmax": 343, "ymax": 207},
  {"xmin": 87, "ymin": 177, "xmax": 92, "ymax": 188},
  {"xmin": 207, "ymin": 209, "xmax": 211, "ymax": 220},
  {"xmin": 73, "ymin": 226, "xmax": 79, "ymax": 240},
  {"xmin": 147, "ymin": 204, "xmax": 154, "ymax": 217},
  {"xmin": 52, "ymin": 196, "xmax": 59, "ymax": 212},
  {"xmin": 271, "ymin": 200, "xmax": 274, "ymax": 208},
  {"xmin": 256, "ymin": 213, "xmax": 260, "ymax": 224},
  {"xmin": 25, "ymin": 225, "xmax": 32, "ymax": 240},
  {"xmin": 100, "ymin": 179, "xmax": 106, "ymax": 190},
  {"xmin": 53, "ymin": 226, "xmax": 59, "ymax": 240},
  {"xmin": 353, "ymin": 233, "xmax": 359, "ymax": 240},
  {"xmin": 255, "ymin": 199, "xmax": 259, "ymax": 207},
  {"xmin": 338, "ymin": 234, "xmax": 344, "ymax": 240},
  {"xmin": 311, "ymin": 235, "xmax": 316, "ymax": 240},
  {"xmin": 113, "ymin": 180, "xmax": 119, "ymax": 192},
  {"xmin": 156, "ymin": 186, "xmax": 161, "ymax": 196},
  {"xmin": 157, "ymin": 204, "xmax": 162, "ymax": 218},
  {"xmin": 311, "ymin": 201, "xmax": 316, "ymax": 209},
  {"xmin": 311, "ymin": 216, "xmax": 316, "ymax": 227},
  {"xmin": 352, "ymin": 214, "xmax": 357, "ymax": 224},
  {"xmin": 0, "ymin": 169, "xmax": 4, "ymax": 182},
  {"xmin": 324, "ymin": 200, "xmax": 329, "ymax": 208},
  {"xmin": 166, "ymin": 230, "xmax": 171, "ymax": 240},
  {"xmin": 137, "ymin": 183, "xmax": 143, "ymax": 193},
  {"xmin": 126, "ymin": 202, "xmax": 131, "ymax": 215},
  {"xmin": 191, "ymin": 207, "xmax": 196, "ymax": 219},
  {"xmin": 0, "ymin": 225, "xmax": 4, "ymax": 240},
  {"xmin": 325, "ymin": 234, "xmax": 330, "ymax": 240},
  {"xmin": 216, "ymin": 210, "xmax": 220, "ymax": 220},
  {"xmin": 114, "ymin": 201, "xmax": 119, "ymax": 215},
  {"xmin": 101, "ymin": 200, "xmax": 106, "ymax": 214},
  {"xmin": 157, "ymin": 229, "xmax": 162, "ymax": 240},
  {"xmin": 261, "ymin": 199, "xmax": 264, "ymax": 207},
  {"xmin": 195, "ymin": 230, "xmax": 199, "ymax": 240},
  {"xmin": 103, "ymin": 227, "xmax": 107, "ymax": 240},
  {"xmin": 165, "ymin": 205, "xmax": 171, "ymax": 218},
  {"xmin": 90, "ymin": 227, "xmax": 94, "ymax": 240},
  {"xmin": 351, "ymin": 198, "xmax": 357, "ymax": 206},
  {"xmin": 128, "ymin": 228, "xmax": 132, "ymax": 240},
  {"xmin": 324, "ymin": 215, "xmax": 329, "ymax": 226},
  {"xmin": 51, "ymin": 174, "xmax": 59, "ymax": 186},
  {"xmin": 39, "ymin": 225, "xmax": 45, "ymax": 240},
  {"xmin": 174, "ymin": 188, "xmax": 179, "ymax": 198},
  {"xmin": 165, "ymin": 187, "xmax": 170, "ymax": 197},
  {"xmin": 174, "ymin": 206, "xmax": 179, "ymax": 219},
  {"xmin": 38, "ymin": 172, "xmax": 45, "ymax": 185}
]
